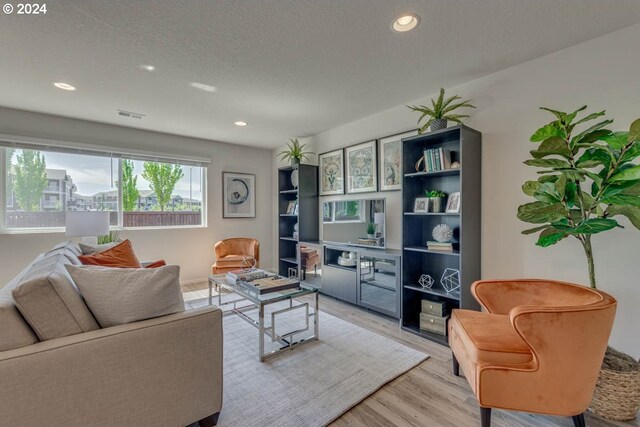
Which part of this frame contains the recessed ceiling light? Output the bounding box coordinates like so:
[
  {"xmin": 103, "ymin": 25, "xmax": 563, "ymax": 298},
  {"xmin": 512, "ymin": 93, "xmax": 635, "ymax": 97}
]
[
  {"xmin": 53, "ymin": 82, "xmax": 76, "ymax": 91},
  {"xmin": 392, "ymin": 13, "xmax": 420, "ymax": 32},
  {"xmin": 189, "ymin": 82, "xmax": 217, "ymax": 93},
  {"xmin": 234, "ymin": 121, "xmax": 247, "ymax": 127},
  {"xmin": 140, "ymin": 64, "xmax": 155, "ymax": 72}
]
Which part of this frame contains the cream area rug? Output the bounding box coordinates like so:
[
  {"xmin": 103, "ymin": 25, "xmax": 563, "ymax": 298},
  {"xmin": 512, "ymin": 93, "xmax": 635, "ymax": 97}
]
[{"xmin": 211, "ymin": 302, "xmax": 428, "ymax": 427}]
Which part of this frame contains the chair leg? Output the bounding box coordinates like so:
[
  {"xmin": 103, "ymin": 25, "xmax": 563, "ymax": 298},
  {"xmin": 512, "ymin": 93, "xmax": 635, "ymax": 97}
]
[
  {"xmin": 198, "ymin": 412, "xmax": 220, "ymax": 427},
  {"xmin": 480, "ymin": 407, "xmax": 491, "ymax": 427},
  {"xmin": 571, "ymin": 413, "xmax": 585, "ymax": 427},
  {"xmin": 452, "ymin": 353, "xmax": 460, "ymax": 376}
]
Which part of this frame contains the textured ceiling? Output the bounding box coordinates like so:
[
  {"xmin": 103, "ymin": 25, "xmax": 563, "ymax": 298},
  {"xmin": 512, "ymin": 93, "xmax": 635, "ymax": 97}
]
[{"xmin": 1, "ymin": 0, "xmax": 639, "ymax": 148}]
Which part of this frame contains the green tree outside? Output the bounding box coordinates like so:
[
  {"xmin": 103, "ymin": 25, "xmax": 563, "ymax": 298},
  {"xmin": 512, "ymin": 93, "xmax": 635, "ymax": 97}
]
[
  {"xmin": 120, "ymin": 159, "xmax": 140, "ymax": 211},
  {"xmin": 5, "ymin": 149, "xmax": 14, "ymax": 205},
  {"xmin": 142, "ymin": 162, "xmax": 184, "ymax": 211},
  {"xmin": 14, "ymin": 150, "xmax": 47, "ymax": 212}
]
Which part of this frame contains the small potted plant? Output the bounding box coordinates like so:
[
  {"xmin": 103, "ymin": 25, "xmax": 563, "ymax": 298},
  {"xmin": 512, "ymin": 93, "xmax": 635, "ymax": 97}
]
[
  {"xmin": 426, "ymin": 190, "xmax": 446, "ymax": 213},
  {"xmin": 366, "ymin": 222, "xmax": 376, "ymax": 238},
  {"xmin": 278, "ymin": 138, "xmax": 314, "ymax": 165},
  {"xmin": 407, "ymin": 88, "xmax": 475, "ymax": 133}
]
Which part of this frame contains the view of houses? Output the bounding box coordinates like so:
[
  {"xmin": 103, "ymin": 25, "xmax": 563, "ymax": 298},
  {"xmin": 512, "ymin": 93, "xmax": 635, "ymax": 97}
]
[{"xmin": 6, "ymin": 168, "xmax": 201, "ymax": 213}]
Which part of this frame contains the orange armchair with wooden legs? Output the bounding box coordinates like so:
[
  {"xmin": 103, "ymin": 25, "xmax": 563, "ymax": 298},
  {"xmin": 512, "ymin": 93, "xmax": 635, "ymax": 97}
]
[
  {"xmin": 211, "ymin": 238, "xmax": 260, "ymax": 274},
  {"xmin": 448, "ymin": 279, "xmax": 616, "ymax": 427}
]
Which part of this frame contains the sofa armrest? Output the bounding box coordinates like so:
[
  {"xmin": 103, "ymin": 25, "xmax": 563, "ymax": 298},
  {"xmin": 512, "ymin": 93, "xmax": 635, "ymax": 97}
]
[{"xmin": 0, "ymin": 307, "xmax": 223, "ymax": 427}]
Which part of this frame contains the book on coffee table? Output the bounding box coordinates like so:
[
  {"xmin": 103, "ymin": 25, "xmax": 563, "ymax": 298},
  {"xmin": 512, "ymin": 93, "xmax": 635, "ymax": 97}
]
[{"xmin": 236, "ymin": 275, "xmax": 300, "ymax": 295}]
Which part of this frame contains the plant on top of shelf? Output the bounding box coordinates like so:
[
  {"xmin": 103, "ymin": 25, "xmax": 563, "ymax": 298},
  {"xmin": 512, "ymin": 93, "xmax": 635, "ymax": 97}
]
[
  {"xmin": 407, "ymin": 88, "xmax": 476, "ymax": 133},
  {"xmin": 278, "ymin": 138, "xmax": 314, "ymax": 165},
  {"xmin": 517, "ymin": 106, "xmax": 640, "ymax": 289}
]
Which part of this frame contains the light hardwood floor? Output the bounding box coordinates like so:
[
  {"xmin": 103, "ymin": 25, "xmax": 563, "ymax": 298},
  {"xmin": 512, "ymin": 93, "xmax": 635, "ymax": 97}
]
[{"xmin": 182, "ymin": 282, "xmax": 639, "ymax": 427}]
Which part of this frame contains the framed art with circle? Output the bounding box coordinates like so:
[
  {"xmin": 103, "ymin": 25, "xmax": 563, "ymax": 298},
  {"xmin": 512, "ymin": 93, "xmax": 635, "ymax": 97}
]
[{"xmin": 223, "ymin": 172, "xmax": 256, "ymax": 218}]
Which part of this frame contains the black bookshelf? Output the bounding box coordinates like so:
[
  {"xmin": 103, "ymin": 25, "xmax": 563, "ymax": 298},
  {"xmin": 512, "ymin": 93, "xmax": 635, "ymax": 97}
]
[
  {"xmin": 278, "ymin": 164, "xmax": 319, "ymax": 276},
  {"xmin": 400, "ymin": 125, "xmax": 481, "ymax": 346}
]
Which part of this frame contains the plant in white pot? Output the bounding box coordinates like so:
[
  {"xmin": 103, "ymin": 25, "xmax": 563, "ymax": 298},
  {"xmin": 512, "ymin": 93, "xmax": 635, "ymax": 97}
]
[{"xmin": 517, "ymin": 106, "xmax": 640, "ymax": 421}]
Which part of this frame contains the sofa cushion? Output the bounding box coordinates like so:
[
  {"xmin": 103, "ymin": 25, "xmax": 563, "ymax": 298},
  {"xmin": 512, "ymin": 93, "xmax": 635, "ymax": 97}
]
[
  {"xmin": 66, "ymin": 265, "xmax": 185, "ymax": 328},
  {"xmin": 12, "ymin": 254, "xmax": 100, "ymax": 341},
  {"xmin": 78, "ymin": 240, "xmax": 142, "ymax": 268},
  {"xmin": 0, "ymin": 276, "xmax": 38, "ymax": 351},
  {"xmin": 78, "ymin": 241, "xmax": 121, "ymax": 255}
]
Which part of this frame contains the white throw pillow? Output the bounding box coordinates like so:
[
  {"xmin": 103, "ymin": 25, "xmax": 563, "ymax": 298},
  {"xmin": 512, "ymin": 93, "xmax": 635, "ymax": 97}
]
[{"xmin": 65, "ymin": 265, "xmax": 185, "ymax": 328}]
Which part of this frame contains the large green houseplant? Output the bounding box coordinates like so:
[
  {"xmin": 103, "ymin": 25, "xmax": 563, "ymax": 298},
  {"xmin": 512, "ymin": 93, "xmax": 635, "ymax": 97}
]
[
  {"xmin": 518, "ymin": 107, "xmax": 640, "ymax": 420},
  {"xmin": 518, "ymin": 106, "xmax": 640, "ymax": 288}
]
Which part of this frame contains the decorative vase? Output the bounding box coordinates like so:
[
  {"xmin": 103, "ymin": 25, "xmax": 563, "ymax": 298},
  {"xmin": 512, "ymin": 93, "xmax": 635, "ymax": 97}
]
[
  {"xmin": 430, "ymin": 197, "xmax": 445, "ymax": 213},
  {"xmin": 430, "ymin": 119, "xmax": 447, "ymax": 132},
  {"xmin": 367, "ymin": 234, "xmax": 375, "ymax": 238},
  {"xmin": 290, "ymin": 157, "xmax": 300, "ymax": 165}
]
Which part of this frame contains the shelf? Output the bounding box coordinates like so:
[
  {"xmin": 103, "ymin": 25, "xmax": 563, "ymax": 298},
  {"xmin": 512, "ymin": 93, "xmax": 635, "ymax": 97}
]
[
  {"xmin": 279, "ymin": 189, "xmax": 298, "ymax": 194},
  {"xmin": 404, "ymin": 212, "xmax": 460, "ymax": 216},
  {"xmin": 404, "ymin": 169, "xmax": 460, "ymax": 178},
  {"xmin": 404, "ymin": 284, "xmax": 461, "ymax": 301},
  {"xmin": 280, "ymin": 236, "xmax": 298, "ymax": 242},
  {"xmin": 279, "ymin": 214, "xmax": 298, "ymax": 217},
  {"xmin": 279, "ymin": 257, "xmax": 298, "ymax": 265},
  {"xmin": 401, "ymin": 324, "xmax": 449, "ymax": 346},
  {"xmin": 404, "ymin": 246, "xmax": 460, "ymax": 256},
  {"xmin": 325, "ymin": 262, "xmax": 357, "ymax": 272}
]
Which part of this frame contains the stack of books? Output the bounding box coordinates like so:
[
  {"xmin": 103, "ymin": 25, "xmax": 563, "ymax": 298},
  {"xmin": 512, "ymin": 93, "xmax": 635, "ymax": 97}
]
[
  {"xmin": 226, "ymin": 269, "xmax": 268, "ymax": 284},
  {"xmin": 423, "ymin": 147, "xmax": 451, "ymax": 172},
  {"xmin": 426, "ymin": 241, "xmax": 453, "ymax": 252}
]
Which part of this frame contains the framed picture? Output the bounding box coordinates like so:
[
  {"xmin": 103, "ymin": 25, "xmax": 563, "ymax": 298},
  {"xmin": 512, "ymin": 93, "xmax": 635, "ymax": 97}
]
[
  {"xmin": 378, "ymin": 129, "xmax": 418, "ymax": 191},
  {"xmin": 346, "ymin": 140, "xmax": 377, "ymax": 194},
  {"xmin": 446, "ymin": 192, "xmax": 461, "ymax": 213},
  {"xmin": 222, "ymin": 172, "xmax": 256, "ymax": 218},
  {"xmin": 414, "ymin": 197, "xmax": 430, "ymax": 213},
  {"xmin": 319, "ymin": 149, "xmax": 344, "ymax": 196},
  {"xmin": 285, "ymin": 200, "xmax": 297, "ymax": 215}
]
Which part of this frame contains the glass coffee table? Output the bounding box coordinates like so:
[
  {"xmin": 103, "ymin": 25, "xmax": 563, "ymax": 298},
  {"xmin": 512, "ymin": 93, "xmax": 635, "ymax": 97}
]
[{"xmin": 208, "ymin": 274, "xmax": 319, "ymax": 362}]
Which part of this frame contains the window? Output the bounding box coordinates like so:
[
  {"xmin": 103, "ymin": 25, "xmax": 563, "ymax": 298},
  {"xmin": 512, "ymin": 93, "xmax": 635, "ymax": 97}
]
[
  {"xmin": 334, "ymin": 200, "xmax": 364, "ymax": 222},
  {"xmin": 1, "ymin": 146, "xmax": 207, "ymax": 231}
]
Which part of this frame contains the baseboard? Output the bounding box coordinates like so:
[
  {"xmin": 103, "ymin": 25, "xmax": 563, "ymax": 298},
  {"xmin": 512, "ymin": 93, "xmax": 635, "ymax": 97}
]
[{"xmin": 180, "ymin": 277, "xmax": 208, "ymax": 286}]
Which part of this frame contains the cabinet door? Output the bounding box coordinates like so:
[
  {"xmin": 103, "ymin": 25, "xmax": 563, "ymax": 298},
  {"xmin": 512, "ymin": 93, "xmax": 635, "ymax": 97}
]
[
  {"xmin": 322, "ymin": 265, "xmax": 357, "ymax": 304},
  {"xmin": 358, "ymin": 255, "xmax": 399, "ymax": 318}
]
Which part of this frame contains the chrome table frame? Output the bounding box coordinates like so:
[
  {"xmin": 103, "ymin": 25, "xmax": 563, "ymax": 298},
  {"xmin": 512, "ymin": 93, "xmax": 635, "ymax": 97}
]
[{"xmin": 208, "ymin": 274, "xmax": 319, "ymax": 362}]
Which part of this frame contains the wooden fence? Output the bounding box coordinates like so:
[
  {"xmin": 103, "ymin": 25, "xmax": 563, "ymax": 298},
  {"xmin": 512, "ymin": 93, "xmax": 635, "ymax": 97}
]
[{"xmin": 6, "ymin": 211, "xmax": 201, "ymax": 228}]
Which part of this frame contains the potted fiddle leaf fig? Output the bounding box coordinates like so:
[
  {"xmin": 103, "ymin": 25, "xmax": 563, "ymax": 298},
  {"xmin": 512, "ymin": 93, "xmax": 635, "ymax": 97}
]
[
  {"xmin": 517, "ymin": 106, "xmax": 640, "ymax": 420},
  {"xmin": 407, "ymin": 88, "xmax": 475, "ymax": 133},
  {"xmin": 278, "ymin": 138, "xmax": 314, "ymax": 165}
]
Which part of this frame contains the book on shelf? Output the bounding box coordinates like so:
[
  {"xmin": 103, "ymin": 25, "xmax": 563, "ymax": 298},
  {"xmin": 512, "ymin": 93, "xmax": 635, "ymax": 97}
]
[
  {"xmin": 426, "ymin": 241, "xmax": 454, "ymax": 251},
  {"xmin": 422, "ymin": 148, "xmax": 451, "ymax": 172}
]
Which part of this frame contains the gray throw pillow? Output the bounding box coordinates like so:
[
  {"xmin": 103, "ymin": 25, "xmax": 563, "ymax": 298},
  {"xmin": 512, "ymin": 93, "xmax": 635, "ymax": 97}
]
[
  {"xmin": 78, "ymin": 241, "xmax": 121, "ymax": 255},
  {"xmin": 65, "ymin": 265, "xmax": 185, "ymax": 328}
]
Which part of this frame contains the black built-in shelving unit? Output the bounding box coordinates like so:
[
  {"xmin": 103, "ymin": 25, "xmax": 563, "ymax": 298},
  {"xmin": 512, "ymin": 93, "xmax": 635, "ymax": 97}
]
[{"xmin": 401, "ymin": 125, "xmax": 481, "ymax": 346}]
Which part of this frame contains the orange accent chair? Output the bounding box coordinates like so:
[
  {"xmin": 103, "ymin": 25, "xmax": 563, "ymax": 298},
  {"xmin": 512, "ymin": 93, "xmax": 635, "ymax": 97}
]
[
  {"xmin": 211, "ymin": 238, "xmax": 260, "ymax": 274},
  {"xmin": 448, "ymin": 279, "xmax": 616, "ymax": 427}
]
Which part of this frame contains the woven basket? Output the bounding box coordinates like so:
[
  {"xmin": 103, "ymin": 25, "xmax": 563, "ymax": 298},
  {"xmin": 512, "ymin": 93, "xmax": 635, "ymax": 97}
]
[{"xmin": 589, "ymin": 349, "xmax": 640, "ymax": 421}]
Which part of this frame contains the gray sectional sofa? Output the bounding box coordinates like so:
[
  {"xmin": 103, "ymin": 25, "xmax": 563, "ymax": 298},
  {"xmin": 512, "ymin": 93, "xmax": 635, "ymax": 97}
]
[{"xmin": 0, "ymin": 241, "xmax": 223, "ymax": 427}]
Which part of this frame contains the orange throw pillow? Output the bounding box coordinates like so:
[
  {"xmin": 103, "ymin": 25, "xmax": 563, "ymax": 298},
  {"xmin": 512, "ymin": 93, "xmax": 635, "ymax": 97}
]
[
  {"xmin": 145, "ymin": 260, "xmax": 167, "ymax": 268},
  {"xmin": 78, "ymin": 239, "xmax": 142, "ymax": 268}
]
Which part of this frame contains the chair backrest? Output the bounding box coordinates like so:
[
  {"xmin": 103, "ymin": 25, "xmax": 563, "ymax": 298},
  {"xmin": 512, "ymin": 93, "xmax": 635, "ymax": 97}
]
[
  {"xmin": 508, "ymin": 282, "xmax": 616, "ymax": 413},
  {"xmin": 214, "ymin": 238, "xmax": 259, "ymax": 263}
]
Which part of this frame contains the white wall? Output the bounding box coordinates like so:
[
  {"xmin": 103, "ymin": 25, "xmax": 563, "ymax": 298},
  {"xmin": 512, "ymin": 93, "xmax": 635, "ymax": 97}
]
[
  {"xmin": 308, "ymin": 24, "xmax": 640, "ymax": 358},
  {"xmin": 0, "ymin": 107, "xmax": 273, "ymax": 285}
]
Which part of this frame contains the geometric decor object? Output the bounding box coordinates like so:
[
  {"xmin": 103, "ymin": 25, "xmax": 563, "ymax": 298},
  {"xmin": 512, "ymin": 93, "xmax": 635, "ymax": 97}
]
[
  {"xmin": 432, "ymin": 224, "xmax": 453, "ymax": 243},
  {"xmin": 418, "ymin": 274, "xmax": 434, "ymax": 289},
  {"xmin": 241, "ymin": 256, "xmax": 257, "ymax": 271},
  {"xmin": 440, "ymin": 268, "xmax": 460, "ymax": 293}
]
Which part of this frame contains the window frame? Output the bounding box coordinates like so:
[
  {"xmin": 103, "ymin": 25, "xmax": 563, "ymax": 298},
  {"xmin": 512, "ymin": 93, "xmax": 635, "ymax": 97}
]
[{"xmin": 0, "ymin": 146, "xmax": 208, "ymax": 234}]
